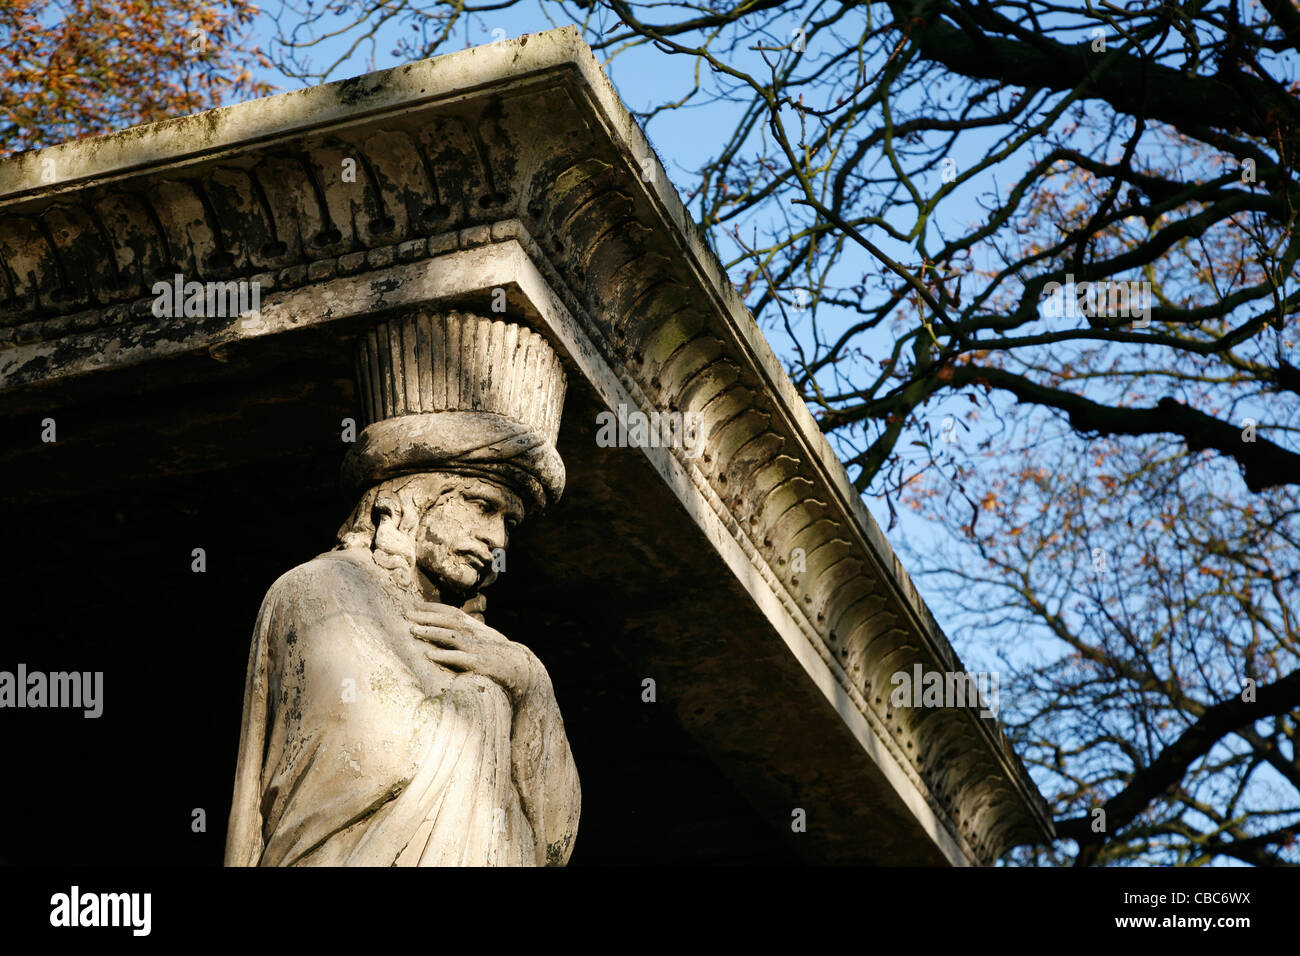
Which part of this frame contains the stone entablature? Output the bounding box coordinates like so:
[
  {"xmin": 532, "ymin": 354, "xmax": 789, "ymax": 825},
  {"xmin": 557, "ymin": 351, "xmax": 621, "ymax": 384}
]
[{"xmin": 0, "ymin": 27, "xmax": 1053, "ymax": 863}]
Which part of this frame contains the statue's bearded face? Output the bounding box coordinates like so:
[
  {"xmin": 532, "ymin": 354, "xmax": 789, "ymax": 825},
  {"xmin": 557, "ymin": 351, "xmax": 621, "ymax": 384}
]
[{"xmin": 412, "ymin": 475, "xmax": 525, "ymax": 595}]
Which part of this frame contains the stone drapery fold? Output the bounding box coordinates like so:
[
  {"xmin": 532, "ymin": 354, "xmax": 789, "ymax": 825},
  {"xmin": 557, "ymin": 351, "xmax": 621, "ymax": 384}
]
[{"xmin": 224, "ymin": 549, "xmax": 580, "ymax": 867}]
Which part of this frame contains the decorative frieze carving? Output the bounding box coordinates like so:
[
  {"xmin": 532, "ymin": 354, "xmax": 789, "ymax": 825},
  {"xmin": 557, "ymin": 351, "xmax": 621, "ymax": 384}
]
[{"xmin": 1, "ymin": 29, "xmax": 1053, "ymax": 864}]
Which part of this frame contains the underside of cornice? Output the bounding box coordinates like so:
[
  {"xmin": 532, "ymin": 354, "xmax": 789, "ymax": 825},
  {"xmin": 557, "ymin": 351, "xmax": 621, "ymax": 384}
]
[{"xmin": 0, "ymin": 26, "xmax": 1055, "ymax": 863}]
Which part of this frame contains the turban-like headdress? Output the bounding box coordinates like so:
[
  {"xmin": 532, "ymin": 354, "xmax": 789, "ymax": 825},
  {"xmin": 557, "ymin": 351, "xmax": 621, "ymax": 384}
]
[{"xmin": 342, "ymin": 311, "xmax": 567, "ymax": 512}]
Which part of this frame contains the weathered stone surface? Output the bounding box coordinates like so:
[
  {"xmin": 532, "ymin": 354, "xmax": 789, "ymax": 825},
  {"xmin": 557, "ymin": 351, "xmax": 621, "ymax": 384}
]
[
  {"xmin": 226, "ymin": 311, "xmax": 579, "ymax": 866},
  {"xmin": 0, "ymin": 26, "xmax": 1054, "ymax": 864}
]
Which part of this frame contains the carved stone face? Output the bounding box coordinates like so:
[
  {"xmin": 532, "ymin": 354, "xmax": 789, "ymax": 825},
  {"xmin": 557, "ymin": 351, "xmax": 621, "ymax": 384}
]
[{"xmin": 412, "ymin": 475, "xmax": 525, "ymax": 596}]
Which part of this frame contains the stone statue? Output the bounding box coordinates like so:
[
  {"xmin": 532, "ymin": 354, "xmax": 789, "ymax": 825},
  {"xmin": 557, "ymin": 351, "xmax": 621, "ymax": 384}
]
[{"xmin": 225, "ymin": 311, "xmax": 580, "ymax": 866}]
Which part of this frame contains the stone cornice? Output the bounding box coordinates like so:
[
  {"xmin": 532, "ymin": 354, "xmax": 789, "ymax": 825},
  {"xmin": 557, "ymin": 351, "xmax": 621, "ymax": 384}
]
[{"xmin": 0, "ymin": 26, "xmax": 1054, "ymax": 861}]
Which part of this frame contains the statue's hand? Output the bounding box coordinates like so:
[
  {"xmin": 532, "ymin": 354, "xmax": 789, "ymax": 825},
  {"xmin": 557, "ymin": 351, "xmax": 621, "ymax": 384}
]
[{"xmin": 406, "ymin": 601, "xmax": 544, "ymax": 706}]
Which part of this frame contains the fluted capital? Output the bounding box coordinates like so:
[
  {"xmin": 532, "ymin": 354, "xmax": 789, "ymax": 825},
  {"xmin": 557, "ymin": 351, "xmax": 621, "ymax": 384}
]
[{"xmin": 344, "ymin": 311, "xmax": 567, "ymax": 510}]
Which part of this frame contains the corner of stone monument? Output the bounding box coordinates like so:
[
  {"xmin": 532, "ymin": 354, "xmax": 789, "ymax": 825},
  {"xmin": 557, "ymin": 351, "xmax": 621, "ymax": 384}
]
[{"xmin": 0, "ymin": 25, "xmax": 1053, "ymax": 867}]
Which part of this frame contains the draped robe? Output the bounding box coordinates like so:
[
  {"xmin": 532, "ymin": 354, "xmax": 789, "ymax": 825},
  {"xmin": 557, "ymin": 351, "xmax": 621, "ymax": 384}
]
[{"xmin": 224, "ymin": 548, "xmax": 580, "ymax": 866}]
